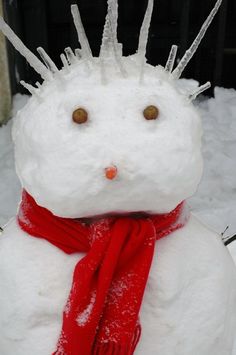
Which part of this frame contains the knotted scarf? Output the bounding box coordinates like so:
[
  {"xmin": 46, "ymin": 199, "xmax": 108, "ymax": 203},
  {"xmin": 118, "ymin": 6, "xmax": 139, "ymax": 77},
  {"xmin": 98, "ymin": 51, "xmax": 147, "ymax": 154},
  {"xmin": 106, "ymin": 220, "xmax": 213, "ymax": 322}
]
[{"xmin": 18, "ymin": 190, "xmax": 188, "ymax": 355}]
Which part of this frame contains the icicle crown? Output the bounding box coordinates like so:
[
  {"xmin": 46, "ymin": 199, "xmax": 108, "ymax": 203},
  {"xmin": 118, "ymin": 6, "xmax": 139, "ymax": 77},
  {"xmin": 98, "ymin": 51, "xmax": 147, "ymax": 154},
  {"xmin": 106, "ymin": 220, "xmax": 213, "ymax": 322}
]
[{"xmin": 0, "ymin": 0, "xmax": 222, "ymax": 98}]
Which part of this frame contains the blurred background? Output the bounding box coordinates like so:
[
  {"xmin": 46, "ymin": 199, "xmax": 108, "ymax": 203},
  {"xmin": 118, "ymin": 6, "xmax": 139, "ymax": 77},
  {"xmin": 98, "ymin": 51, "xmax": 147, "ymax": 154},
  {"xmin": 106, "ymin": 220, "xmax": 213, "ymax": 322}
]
[{"xmin": 1, "ymin": 0, "xmax": 236, "ymax": 96}]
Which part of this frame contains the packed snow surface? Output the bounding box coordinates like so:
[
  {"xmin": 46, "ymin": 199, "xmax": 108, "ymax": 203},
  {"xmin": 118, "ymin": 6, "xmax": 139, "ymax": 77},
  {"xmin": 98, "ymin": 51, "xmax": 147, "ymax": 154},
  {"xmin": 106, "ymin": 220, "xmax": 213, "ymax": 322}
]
[
  {"xmin": 1, "ymin": 214, "xmax": 236, "ymax": 355},
  {"xmin": 11, "ymin": 59, "xmax": 203, "ymax": 218},
  {"xmin": 0, "ymin": 86, "xmax": 236, "ymax": 355},
  {"xmin": 1, "ymin": 85, "xmax": 236, "ymax": 237}
]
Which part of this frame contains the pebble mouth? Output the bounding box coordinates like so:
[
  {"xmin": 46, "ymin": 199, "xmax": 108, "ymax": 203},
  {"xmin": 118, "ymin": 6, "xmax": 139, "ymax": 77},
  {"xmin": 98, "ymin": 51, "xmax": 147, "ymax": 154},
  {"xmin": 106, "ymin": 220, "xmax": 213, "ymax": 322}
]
[{"xmin": 78, "ymin": 210, "xmax": 151, "ymax": 224}]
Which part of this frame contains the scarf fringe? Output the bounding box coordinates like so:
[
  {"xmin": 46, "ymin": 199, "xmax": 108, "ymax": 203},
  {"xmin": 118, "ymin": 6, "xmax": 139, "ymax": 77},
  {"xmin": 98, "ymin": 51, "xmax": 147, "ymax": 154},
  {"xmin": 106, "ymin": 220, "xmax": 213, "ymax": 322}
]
[{"xmin": 93, "ymin": 324, "xmax": 141, "ymax": 355}]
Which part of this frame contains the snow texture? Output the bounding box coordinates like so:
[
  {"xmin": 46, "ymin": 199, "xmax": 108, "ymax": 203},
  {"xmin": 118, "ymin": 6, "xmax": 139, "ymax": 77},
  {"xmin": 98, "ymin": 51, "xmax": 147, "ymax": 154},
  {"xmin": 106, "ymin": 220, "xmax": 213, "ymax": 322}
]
[
  {"xmin": 190, "ymin": 87, "xmax": 236, "ymax": 237},
  {"xmin": 1, "ymin": 85, "xmax": 235, "ymax": 236},
  {"xmin": 0, "ymin": 212, "xmax": 236, "ymax": 354},
  {"xmin": 76, "ymin": 291, "xmax": 96, "ymax": 326},
  {"xmin": 9, "ymin": 59, "xmax": 203, "ymax": 219},
  {"xmin": 0, "ymin": 84, "xmax": 236, "ymax": 355},
  {"xmin": 0, "ymin": 0, "xmax": 236, "ymax": 353}
]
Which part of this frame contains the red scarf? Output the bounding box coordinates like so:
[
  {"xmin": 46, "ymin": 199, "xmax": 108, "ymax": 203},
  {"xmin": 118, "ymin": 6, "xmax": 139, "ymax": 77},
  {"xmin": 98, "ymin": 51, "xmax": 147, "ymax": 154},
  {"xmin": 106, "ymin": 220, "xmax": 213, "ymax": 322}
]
[{"xmin": 18, "ymin": 190, "xmax": 188, "ymax": 355}]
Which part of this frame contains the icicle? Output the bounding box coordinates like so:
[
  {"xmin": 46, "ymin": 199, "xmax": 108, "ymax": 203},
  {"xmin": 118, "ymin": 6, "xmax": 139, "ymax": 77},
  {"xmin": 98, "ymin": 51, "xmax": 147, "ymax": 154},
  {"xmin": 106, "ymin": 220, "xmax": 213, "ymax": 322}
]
[
  {"xmin": 60, "ymin": 54, "xmax": 69, "ymax": 69},
  {"xmin": 165, "ymin": 45, "xmax": 178, "ymax": 73},
  {"xmin": 172, "ymin": 0, "xmax": 222, "ymax": 79},
  {"xmin": 0, "ymin": 17, "xmax": 50, "ymax": 81},
  {"xmin": 99, "ymin": 13, "xmax": 111, "ymax": 84},
  {"xmin": 36, "ymin": 82, "xmax": 41, "ymax": 88},
  {"xmin": 137, "ymin": 0, "xmax": 154, "ymax": 83},
  {"xmin": 20, "ymin": 80, "xmax": 38, "ymax": 95},
  {"xmin": 37, "ymin": 47, "xmax": 58, "ymax": 73},
  {"xmin": 99, "ymin": 0, "xmax": 127, "ymax": 81},
  {"xmin": 107, "ymin": 0, "xmax": 118, "ymax": 40},
  {"xmin": 75, "ymin": 48, "xmax": 82, "ymax": 59},
  {"xmin": 189, "ymin": 81, "xmax": 211, "ymax": 101},
  {"xmin": 100, "ymin": 57, "xmax": 106, "ymax": 85},
  {"xmin": 107, "ymin": 0, "xmax": 127, "ymax": 77},
  {"xmin": 64, "ymin": 47, "xmax": 76, "ymax": 65},
  {"xmin": 71, "ymin": 4, "xmax": 92, "ymax": 60}
]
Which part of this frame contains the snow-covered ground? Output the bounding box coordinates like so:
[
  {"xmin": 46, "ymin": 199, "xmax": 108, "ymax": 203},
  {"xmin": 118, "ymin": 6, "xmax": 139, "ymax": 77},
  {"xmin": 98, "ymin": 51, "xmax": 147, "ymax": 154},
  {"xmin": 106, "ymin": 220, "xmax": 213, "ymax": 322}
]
[
  {"xmin": 0, "ymin": 88, "xmax": 236, "ymax": 242},
  {"xmin": 190, "ymin": 86, "xmax": 236, "ymax": 238}
]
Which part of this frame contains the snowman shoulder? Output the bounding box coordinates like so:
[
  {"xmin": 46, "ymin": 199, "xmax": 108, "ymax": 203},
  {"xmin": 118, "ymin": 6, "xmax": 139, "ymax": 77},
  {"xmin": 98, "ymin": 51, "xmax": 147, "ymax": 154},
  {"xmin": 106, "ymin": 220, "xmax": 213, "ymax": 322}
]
[
  {"xmin": 0, "ymin": 217, "xmax": 81, "ymax": 299},
  {"xmin": 158, "ymin": 213, "xmax": 234, "ymax": 266},
  {"xmin": 140, "ymin": 214, "xmax": 236, "ymax": 355},
  {"xmin": 0, "ymin": 217, "xmax": 66, "ymax": 270},
  {"xmin": 149, "ymin": 213, "xmax": 236, "ymax": 302}
]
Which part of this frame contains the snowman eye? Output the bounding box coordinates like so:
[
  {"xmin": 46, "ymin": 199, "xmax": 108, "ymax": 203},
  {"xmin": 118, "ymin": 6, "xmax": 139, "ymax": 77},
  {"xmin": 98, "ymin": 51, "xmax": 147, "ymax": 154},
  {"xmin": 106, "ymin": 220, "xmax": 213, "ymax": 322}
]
[
  {"xmin": 72, "ymin": 108, "xmax": 88, "ymax": 124},
  {"xmin": 143, "ymin": 105, "xmax": 159, "ymax": 120}
]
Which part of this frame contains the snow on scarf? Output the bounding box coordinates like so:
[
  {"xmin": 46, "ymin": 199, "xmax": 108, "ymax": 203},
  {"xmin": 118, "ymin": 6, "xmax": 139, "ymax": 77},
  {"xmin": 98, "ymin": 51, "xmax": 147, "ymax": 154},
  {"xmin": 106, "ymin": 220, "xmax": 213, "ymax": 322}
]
[{"xmin": 18, "ymin": 190, "xmax": 188, "ymax": 355}]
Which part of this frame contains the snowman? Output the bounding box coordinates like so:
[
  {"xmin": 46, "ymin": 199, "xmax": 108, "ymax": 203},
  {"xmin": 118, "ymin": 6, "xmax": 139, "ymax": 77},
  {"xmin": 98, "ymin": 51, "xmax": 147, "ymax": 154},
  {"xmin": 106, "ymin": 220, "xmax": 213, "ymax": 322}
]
[{"xmin": 0, "ymin": 0, "xmax": 236, "ymax": 354}]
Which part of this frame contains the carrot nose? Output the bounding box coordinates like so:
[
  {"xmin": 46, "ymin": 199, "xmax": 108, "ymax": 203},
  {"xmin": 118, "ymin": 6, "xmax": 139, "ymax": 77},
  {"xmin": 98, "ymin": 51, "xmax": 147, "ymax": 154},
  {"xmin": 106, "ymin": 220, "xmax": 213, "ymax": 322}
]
[{"xmin": 105, "ymin": 166, "xmax": 118, "ymax": 180}]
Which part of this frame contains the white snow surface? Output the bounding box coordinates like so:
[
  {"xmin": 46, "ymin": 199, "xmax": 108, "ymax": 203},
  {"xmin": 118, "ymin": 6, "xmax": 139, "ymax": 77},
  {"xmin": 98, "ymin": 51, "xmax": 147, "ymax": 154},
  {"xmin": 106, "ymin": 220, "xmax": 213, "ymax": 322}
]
[
  {"xmin": 190, "ymin": 86, "xmax": 236, "ymax": 237},
  {"xmin": 11, "ymin": 58, "xmax": 203, "ymax": 218},
  {"xmin": 1, "ymin": 85, "xmax": 236, "ymax": 236},
  {"xmin": 1, "ymin": 84, "xmax": 236, "ymax": 355},
  {"xmin": 1, "ymin": 212, "xmax": 236, "ymax": 355}
]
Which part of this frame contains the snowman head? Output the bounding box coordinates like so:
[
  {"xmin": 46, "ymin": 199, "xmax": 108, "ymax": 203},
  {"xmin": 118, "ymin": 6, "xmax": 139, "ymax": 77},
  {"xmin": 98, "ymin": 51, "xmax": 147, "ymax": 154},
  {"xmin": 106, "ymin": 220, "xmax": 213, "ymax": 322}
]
[{"xmin": 0, "ymin": 0, "xmax": 222, "ymax": 218}]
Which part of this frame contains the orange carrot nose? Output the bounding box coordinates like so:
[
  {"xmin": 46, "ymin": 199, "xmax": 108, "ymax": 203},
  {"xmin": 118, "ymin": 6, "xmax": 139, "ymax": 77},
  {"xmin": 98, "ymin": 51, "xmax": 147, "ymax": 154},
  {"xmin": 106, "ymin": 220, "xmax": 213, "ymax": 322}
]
[{"xmin": 105, "ymin": 166, "xmax": 118, "ymax": 180}]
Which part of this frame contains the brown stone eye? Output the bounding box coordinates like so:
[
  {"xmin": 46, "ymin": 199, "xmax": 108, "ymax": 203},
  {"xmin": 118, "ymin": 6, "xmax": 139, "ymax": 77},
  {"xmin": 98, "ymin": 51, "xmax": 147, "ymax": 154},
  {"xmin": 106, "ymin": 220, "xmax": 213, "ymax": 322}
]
[
  {"xmin": 143, "ymin": 105, "xmax": 159, "ymax": 120},
  {"xmin": 72, "ymin": 108, "xmax": 88, "ymax": 124}
]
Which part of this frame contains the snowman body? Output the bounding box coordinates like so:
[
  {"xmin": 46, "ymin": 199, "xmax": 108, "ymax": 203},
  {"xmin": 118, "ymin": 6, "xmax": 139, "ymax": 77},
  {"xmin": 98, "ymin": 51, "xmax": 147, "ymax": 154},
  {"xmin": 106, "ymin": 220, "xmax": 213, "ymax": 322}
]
[{"xmin": 1, "ymin": 214, "xmax": 236, "ymax": 355}]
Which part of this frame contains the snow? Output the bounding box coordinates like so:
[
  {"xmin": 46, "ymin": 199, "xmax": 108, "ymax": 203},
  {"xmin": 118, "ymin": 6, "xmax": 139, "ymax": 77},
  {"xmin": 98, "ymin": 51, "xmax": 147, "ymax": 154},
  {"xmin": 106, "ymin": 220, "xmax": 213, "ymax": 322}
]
[
  {"xmin": 1, "ymin": 86, "xmax": 236, "ymax": 354},
  {"xmin": 190, "ymin": 86, "xmax": 236, "ymax": 237},
  {"xmin": 1, "ymin": 85, "xmax": 235, "ymax": 238},
  {"xmin": 76, "ymin": 291, "xmax": 96, "ymax": 326},
  {"xmin": 0, "ymin": 218, "xmax": 81, "ymax": 355},
  {"xmin": 10, "ymin": 60, "xmax": 203, "ymax": 218},
  {"xmin": 0, "ymin": 94, "xmax": 26, "ymax": 226},
  {"xmin": 1, "ymin": 0, "xmax": 236, "ymax": 352}
]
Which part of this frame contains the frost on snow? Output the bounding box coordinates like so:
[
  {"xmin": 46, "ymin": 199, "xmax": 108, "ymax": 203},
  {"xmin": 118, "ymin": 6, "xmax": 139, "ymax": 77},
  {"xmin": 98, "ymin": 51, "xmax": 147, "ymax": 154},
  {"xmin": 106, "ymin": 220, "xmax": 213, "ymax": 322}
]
[{"xmin": 76, "ymin": 291, "xmax": 96, "ymax": 326}]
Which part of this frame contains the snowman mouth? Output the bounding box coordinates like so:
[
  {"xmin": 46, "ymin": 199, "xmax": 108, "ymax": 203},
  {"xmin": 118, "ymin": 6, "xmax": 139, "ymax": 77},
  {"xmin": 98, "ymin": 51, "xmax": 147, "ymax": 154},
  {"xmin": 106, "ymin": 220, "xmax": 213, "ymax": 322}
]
[{"xmin": 79, "ymin": 210, "xmax": 150, "ymax": 224}]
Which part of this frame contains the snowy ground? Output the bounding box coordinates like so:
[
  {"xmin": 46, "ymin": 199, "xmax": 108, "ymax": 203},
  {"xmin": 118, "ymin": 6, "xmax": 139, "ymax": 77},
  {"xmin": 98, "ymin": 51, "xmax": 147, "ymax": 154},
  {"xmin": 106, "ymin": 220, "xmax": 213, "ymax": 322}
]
[{"xmin": 0, "ymin": 89, "xmax": 236, "ymax": 243}]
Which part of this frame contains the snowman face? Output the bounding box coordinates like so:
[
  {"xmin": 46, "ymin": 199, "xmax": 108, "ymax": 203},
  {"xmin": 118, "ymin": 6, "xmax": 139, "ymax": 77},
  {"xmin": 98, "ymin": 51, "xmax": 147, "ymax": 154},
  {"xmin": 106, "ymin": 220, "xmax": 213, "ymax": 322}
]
[{"xmin": 13, "ymin": 57, "xmax": 203, "ymax": 218}]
